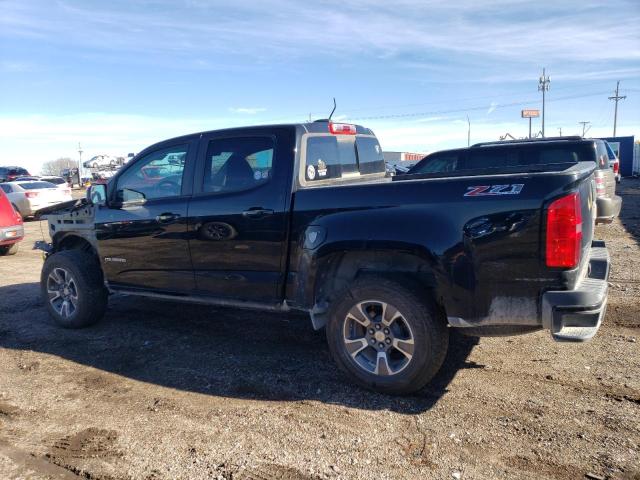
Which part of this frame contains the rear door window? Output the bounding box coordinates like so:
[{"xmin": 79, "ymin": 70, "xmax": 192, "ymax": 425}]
[
  {"xmin": 203, "ymin": 136, "xmax": 274, "ymax": 194},
  {"xmin": 0, "ymin": 184, "xmax": 11, "ymax": 193}
]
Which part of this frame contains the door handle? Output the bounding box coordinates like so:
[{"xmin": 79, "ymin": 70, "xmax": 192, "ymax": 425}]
[
  {"xmin": 156, "ymin": 212, "xmax": 180, "ymax": 223},
  {"xmin": 242, "ymin": 208, "xmax": 274, "ymax": 219}
]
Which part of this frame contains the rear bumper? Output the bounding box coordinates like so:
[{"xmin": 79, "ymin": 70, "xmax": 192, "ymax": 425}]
[
  {"xmin": 541, "ymin": 241, "xmax": 609, "ymax": 342},
  {"xmin": 596, "ymin": 195, "xmax": 622, "ymax": 223},
  {"xmin": 0, "ymin": 224, "xmax": 24, "ymax": 245}
]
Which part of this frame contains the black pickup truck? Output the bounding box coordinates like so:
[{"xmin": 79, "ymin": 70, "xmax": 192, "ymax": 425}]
[{"xmin": 39, "ymin": 121, "xmax": 610, "ymax": 394}]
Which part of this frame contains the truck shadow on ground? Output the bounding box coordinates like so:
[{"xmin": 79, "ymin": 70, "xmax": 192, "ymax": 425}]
[{"xmin": 0, "ymin": 282, "xmax": 479, "ymax": 414}]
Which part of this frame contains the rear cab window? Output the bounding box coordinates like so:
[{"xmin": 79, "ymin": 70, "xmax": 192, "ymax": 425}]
[{"xmin": 300, "ymin": 131, "xmax": 386, "ymax": 186}]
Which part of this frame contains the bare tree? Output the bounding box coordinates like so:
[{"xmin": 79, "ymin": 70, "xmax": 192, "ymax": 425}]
[{"xmin": 40, "ymin": 157, "xmax": 76, "ymax": 176}]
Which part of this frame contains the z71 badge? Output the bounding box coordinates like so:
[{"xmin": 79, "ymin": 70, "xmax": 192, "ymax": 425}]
[{"xmin": 464, "ymin": 184, "xmax": 524, "ymax": 197}]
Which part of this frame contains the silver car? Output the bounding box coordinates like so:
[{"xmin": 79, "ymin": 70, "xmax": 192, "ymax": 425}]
[{"xmin": 0, "ymin": 181, "xmax": 73, "ymax": 218}]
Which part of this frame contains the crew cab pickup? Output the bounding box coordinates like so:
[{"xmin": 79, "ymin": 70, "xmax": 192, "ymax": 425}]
[{"xmin": 39, "ymin": 121, "xmax": 610, "ymax": 394}]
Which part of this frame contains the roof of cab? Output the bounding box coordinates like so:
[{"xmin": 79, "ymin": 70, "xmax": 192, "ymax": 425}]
[{"xmin": 137, "ymin": 121, "xmax": 375, "ymax": 157}]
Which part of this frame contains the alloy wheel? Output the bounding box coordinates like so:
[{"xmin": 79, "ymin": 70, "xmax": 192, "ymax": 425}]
[
  {"xmin": 46, "ymin": 267, "xmax": 78, "ymax": 319},
  {"xmin": 342, "ymin": 300, "xmax": 415, "ymax": 376}
]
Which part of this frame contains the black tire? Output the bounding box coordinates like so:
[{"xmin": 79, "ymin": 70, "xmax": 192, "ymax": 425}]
[
  {"xmin": 0, "ymin": 243, "xmax": 19, "ymax": 256},
  {"xmin": 41, "ymin": 250, "xmax": 108, "ymax": 328},
  {"xmin": 326, "ymin": 276, "xmax": 448, "ymax": 395}
]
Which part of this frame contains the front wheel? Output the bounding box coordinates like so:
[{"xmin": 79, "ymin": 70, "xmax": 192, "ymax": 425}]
[
  {"xmin": 0, "ymin": 243, "xmax": 19, "ymax": 256},
  {"xmin": 41, "ymin": 250, "xmax": 108, "ymax": 328},
  {"xmin": 326, "ymin": 276, "xmax": 448, "ymax": 395}
]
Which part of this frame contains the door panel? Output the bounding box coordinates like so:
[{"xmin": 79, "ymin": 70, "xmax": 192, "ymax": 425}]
[
  {"xmin": 187, "ymin": 128, "xmax": 295, "ymax": 301},
  {"xmin": 95, "ymin": 141, "xmax": 196, "ymax": 292}
]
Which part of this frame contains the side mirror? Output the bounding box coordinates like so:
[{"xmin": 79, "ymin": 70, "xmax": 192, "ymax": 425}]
[{"xmin": 87, "ymin": 183, "xmax": 107, "ymax": 206}]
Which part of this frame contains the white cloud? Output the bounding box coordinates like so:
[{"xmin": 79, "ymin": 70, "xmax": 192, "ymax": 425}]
[
  {"xmin": 1, "ymin": 0, "xmax": 638, "ymax": 67},
  {"xmin": 228, "ymin": 107, "xmax": 267, "ymax": 115},
  {"xmin": 0, "ymin": 113, "xmax": 241, "ymax": 174},
  {"xmin": 0, "ymin": 61, "xmax": 34, "ymax": 72}
]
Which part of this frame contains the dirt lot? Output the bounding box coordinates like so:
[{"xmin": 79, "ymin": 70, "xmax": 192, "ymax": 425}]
[{"xmin": 0, "ymin": 182, "xmax": 639, "ymax": 480}]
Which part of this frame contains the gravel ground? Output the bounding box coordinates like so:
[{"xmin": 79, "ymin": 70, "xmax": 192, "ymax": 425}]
[{"xmin": 0, "ymin": 182, "xmax": 639, "ymax": 480}]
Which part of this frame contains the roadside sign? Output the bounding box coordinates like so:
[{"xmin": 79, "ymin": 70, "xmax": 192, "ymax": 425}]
[{"xmin": 521, "ymin": 109, "xmax": 540, "ymax": 118}]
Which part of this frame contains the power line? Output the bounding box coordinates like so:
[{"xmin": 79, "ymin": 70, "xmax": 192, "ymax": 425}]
[
  {"xmin": 343, "ymin": 90, "xmax": 609, "ymax": 122},
  {"xmin": 608, "ymin": 80, "xmax": 627, "ymax": 137}
]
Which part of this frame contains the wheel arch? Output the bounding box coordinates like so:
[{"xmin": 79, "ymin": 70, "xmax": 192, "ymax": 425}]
[
  {"xmin": 296, "ymin": 246, "xmax": 446, "ymax": 330},
  {"xmin": 51, "ymin": 233, "xmax": 101, "ymax": 276}
]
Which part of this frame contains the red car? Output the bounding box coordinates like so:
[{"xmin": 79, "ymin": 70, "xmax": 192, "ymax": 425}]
[{"xmin": 0, "ymin": 188, "xmax": 24, "ymax": 255}]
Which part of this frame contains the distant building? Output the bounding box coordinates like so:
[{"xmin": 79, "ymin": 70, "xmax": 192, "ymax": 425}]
[{"xmin": 383, "ymin": 151, "xmax": 427, "ymax": 163}]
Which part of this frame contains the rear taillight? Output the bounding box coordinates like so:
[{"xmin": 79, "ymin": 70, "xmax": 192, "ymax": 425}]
[
  {"xmin": 594, "ymin": 176, "xmax": 606, "ymax": 197},
  {"xmin": 25, "ymin": 191, "xmax": 39, "ymax": 198},
  {"xmin": 613, "ymin": 161, "xmax": 619, "ymax": 174},
  {"xmin": 546, "ymin": 192, "xmax": 582, "ymax": 268},
  {"xmin": 63, "ymin": 188, "xmax": 71, "ymax": 195},
  {"xmin": 329, "ymin": 122, "xmax": 357, "ymax": 135}
]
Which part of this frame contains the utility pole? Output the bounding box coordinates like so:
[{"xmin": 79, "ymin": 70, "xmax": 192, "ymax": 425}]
[
  {"xmin": 466, "ymin": 115, "xmax": 471, "ymax": 147},
  {"xmin": 78, "ymin": 142, "xmax": 83, "ymax": 187},
  {"xmin": 578, "ymin": 121, "xmax": 591, "ymax": 137},
  {"xmin": 558, "ymin": 127, "xmax": 562, "ymax": 137},
  {"xmin": 608, "ymin": 80, "xmax": 626, "ymax": 137},
  {"xmin": 538, "ymin": 68, "xmax": 550, "ymax": 137}
]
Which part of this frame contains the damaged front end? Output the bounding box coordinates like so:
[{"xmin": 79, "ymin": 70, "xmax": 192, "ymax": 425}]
[{"xmin": 35, "ymin": 199, "xmax": 98, "ymax": 257}]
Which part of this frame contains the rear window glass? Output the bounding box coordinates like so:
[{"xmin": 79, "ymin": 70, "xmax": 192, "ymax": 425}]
[
  {"xmin": 467, "ymin": 150, "xmax": 520, "ymax": 169},
  {"xmin": 409, "ymin": 143, "xmax": 596, "ymax": 176},
  {"xmin": 304, "ymin": 135, "xmax": 385, "ymax": 182},
  {"xmin": 410, "ymin": 153, "xmax": 459, "ymax": 174},
  {"xmin": 18, "ymin": 182, "xmax": 57, "ymax": 190},
  {"xmin": 355, "ymin": 136, "xmax": 385, "ymax": 175},
  {"xmin": 42, "ymin": 177, "xmax": 66, "ymax": 185},
  {"xmin": 595, "ymin": 141, "xmax": 609, "ymax": 169},
  {"xmin": 9, "ymin": 168, "xmax": 29, "ymax": 175}
]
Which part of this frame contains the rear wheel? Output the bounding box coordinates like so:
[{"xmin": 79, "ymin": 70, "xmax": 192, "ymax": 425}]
[
  {"xmin": 326, "ymin": 276, "xmax": 448, "ymax": 395},
  {"xmin": 0, "ymin": 243, "xmax": 19, "ymax": 256},
  {"xmin": 41, "ymin": 250, "xmax": 108, "ymax": 328}
]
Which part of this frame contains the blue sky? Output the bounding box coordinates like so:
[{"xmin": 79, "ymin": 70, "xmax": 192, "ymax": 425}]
[{"xmin": 1, "ymin": 0, "xmax": 639, "ymax": 173}]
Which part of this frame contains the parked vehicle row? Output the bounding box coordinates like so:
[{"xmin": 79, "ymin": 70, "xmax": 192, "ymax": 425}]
[
  {"xmin": 0, "ymin": 187, "xmax": 24, "ymax": 255},
  {"xmin": 39, "ymin": 121, "xmax": 610, "ymax": 394},
  {"xmin": 0, "ymin": 166, "xmax": 31, "ymax": 183},
  {"xmin": 0, "ymin": 181, "xmax": 73, "ymax": 219}
]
